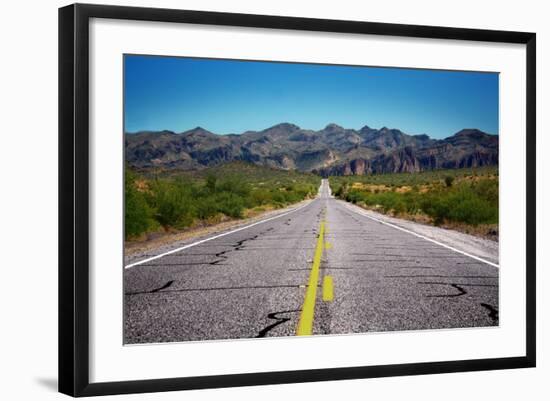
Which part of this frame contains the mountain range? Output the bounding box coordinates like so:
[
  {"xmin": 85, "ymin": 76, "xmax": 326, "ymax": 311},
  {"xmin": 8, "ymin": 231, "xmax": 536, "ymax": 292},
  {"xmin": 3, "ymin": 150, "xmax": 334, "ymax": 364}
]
[{"xmin": 125, "ymin": 123, "xmax": 498, "ymax": 176}]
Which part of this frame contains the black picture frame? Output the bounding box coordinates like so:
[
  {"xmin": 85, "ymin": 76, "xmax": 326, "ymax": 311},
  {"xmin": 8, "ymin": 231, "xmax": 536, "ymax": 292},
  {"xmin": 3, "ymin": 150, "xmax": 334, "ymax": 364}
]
[{"xmin": 59, "ymin": 3, "xmax": 536, "ymax": 397}]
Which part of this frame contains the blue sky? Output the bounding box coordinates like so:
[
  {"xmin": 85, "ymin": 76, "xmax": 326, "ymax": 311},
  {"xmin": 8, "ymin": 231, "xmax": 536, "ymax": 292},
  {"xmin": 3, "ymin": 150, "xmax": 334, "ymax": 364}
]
[{"xmin": 124, "ymin": 55, "xmax": 499, "ymax": 139}]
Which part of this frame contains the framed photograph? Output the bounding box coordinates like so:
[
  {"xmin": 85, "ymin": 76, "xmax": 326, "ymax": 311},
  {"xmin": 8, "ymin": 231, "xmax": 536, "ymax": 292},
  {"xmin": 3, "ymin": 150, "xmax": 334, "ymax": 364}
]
[{"xmin": 59, "ymin": 3, "xmax": 536, "ymax": 397}]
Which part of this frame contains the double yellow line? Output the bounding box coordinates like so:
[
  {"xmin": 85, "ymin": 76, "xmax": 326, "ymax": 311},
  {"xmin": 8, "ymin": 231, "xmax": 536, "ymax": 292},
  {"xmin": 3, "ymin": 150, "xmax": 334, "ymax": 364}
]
[{"xmin": 296, "ymin": 215, "xmax": 333, "ymax": 336}]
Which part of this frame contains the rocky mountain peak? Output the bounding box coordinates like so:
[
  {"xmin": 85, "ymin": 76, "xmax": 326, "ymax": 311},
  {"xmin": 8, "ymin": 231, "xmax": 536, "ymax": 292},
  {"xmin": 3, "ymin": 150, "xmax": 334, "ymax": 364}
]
[
  {"xmin": 324, "ymin": 123, "xmax": 344, "ymax": 132},
  {"xmin": 125, "ymin": 123, "xmax": 498, "ymax": 175},
  {"xmin": 182, "ymin": 126, "xmax": 215, "ymax": 136},
  {"xmin": 264, "ymin": 122, "xmax": 300, "ymax": 132},
  {"xmin": 453, "ymin": 128, "xmax": 488, "ymax": 138}
]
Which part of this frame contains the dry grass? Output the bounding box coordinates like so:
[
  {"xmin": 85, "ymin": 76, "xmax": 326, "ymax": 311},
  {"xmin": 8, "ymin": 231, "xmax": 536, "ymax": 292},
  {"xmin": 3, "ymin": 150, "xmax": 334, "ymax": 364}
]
[
  {"xmin": 395, "ymin": 186, "xmax": 412, "ymax": 193},
  {"xmin": 134, "ymin": 179, "xmax": 149, "ymax": 192},
  {"xmin": 441, "ymin": 222, "xmax": 499, "ymax": 241},
  {"xmin": 352, "ymin": 182, "xmax": 433, "ymax": 194},
  {"xmin": 355, "ymin": 203, "xmax": 498, "ymax": 241}
]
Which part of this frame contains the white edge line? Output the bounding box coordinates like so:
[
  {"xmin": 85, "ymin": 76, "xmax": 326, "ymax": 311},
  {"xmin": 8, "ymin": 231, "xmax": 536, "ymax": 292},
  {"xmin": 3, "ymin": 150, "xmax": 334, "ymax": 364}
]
[
  {"xmin": 341, "ymin": 201, "xmax": 500, "ymax": 268},
  {"xmin": 125, "ymin": 200, "xmax": 314, "ymax": 269}
]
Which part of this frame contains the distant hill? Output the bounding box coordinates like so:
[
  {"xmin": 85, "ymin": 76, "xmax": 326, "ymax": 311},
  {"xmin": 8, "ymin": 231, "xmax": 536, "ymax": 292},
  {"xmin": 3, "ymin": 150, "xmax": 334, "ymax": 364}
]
[{"xmin": 125, "ymin": 123, "xmax": 498, "ymax": 176}]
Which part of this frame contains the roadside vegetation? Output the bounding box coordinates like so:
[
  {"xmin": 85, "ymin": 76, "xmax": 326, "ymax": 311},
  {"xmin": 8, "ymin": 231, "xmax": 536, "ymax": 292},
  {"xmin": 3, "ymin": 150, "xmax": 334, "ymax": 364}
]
[
  {"xmin": 125, "ymin": 162, "xmax": 319, "ymax": 240},
  {"xmin": 329, "ymin": 167, "xmax": 499, "ymax": 239}
]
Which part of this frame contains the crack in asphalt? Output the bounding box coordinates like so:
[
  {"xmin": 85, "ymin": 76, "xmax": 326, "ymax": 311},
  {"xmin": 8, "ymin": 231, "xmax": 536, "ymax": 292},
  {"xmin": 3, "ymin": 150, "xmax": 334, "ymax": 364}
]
[
  {"xmin": 125, "ymin": 280, "xmax": 175, "ymax": 295},
  {"xmin": 322, "ymin": 265, "xmax": 432, "ymax": 269},
  {"xmin": 253, "ymin": 236, "xmax": 316, "ymax": 240},
  {"xmin": 234, "ymin": 235, "xmax": 259, "ymax": 251},
  {"xmin": 138, "ymin": 262, "xmax": 222, "ymax": 267},
  {"xmin": 171, "ymin": 253, "xmax": 219, "ymax": 256},
  {"xmin": 326, "ymin": 234, "xmax": 379, "ymax": 237},
  {"xmin": 126, "ymin": 284, "xmax": 303, "ymax": 296},
  {"xmin": 255, "ymin": 309, "xmax": 300, "ymax": 338},
  {"xmin": 239, "ymin": 247, "xmax": 316, "ymax": 250},
  {"xmin": 288, "ymin": 266, "xmax": 439, "ymax": 271},
  {"xmin": 351, "ymin": 253, "xmax": 466, "ymax": 259},
  {"xmin": 351, "ymin": 259, "xmax": 422, "ymax": 262},
  {"xmin": 425, "ymin": 283, "xmax": 467, "ymax": 297},
  {"xmin": 210, "ymin": 249, "xmax": 230, "ymax": 265},
  {"xmin": 288, "ymin": 266, "xmax": 354, "ymax": 271},
  {"xmin": 480, "ymin": 303, "xmax": 499, "ymax": 322},
  {"xmin": 209, "ymin": 233, "xmax": 263, "ymax": 265},
  {"xmin": 419, "ymin": 282, "xmax": 497, "ymax": 298},
  {"xmin": 386, "ymin": 275, "xmax": 498, "ymax": 279},
  {"xmin": 136, "ymin": 226, "xmax": 279, "ymax": 272},
  {"xmin": 152, "ymin": 280, "xmax": 174, "ymax": 292},
  {"xmin": 374, "ymin": 246, "xmax": 445, "ymax": 250}
]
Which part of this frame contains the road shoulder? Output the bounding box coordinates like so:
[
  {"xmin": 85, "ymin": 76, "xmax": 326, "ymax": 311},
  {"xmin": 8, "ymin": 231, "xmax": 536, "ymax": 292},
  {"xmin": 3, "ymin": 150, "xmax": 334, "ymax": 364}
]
[
  {"xmin": 124, "ymin": 199, "xmax": 314, "ymax": 267},
  {"xmin": 339, "ymin": 199, "xmax": 499, "ymax": 266}
]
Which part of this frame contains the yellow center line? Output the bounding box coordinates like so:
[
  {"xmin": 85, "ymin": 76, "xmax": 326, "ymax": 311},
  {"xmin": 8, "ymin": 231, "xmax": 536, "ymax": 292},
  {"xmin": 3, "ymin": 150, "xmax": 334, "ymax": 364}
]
[
  {"xmin": 296, "ymin": 219, "xmax": 325, "ymax": 336},
  {"xmin": 322, "ymin": 276, "xmax": 334, "ymax": 302}
]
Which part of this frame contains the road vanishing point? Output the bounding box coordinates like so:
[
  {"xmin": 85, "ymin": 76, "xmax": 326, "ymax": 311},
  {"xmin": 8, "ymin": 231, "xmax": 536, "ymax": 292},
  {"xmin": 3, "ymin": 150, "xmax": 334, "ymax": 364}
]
[{"xmin": 124, "ymin": 179, "xmax": 499, "ymax": 343}]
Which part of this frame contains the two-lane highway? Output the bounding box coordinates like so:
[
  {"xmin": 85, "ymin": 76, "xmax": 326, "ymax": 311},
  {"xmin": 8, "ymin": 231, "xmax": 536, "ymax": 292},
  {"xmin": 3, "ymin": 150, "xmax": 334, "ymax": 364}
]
[{"xmin": 124, "ymin": 179, "xmax": 498, "ymax": 343}]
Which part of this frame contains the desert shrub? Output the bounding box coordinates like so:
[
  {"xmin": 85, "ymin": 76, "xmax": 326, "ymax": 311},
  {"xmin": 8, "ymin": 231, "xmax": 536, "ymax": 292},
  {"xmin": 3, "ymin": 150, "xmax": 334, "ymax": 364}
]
[
  {"xmin": 345, "ymin": 189, "xmax": 365, "ymax": 204},
  {"xmin": 125, "ymin": 162, "xmax": 331, "ymax": 239},
  {"xmin": 333, "ymin": 168, "xmax": 498, "ymax": 227},
  {"xmin": 472, "ymin": 179, "xmax": 499, "ymax": 204},
  {"xmin": 420, "ymin": 193, "xmax": 451, "ymax": 225},
  {"xmin": 445, "ymin": 185, "xmax": 497, "ymax": 224},
  {"xmin": 217, "ymin": 177, "xmax": 251, "ymax": 198},
  {"xmin": 148, "ymin": 179, "xmax": 195, "ymax": 229},
  {"xmin": 421, "ymin": 184, "xmax": 497, "ymax": 225},
  {"xmin": 125, "ymin": 169, "xmax": 155, "ymax": 238},
  {"xmin": 375, "ymin": 192, "xmax": 407, "ymax": 214},
  {"xmin": 195, "ymin": 196, "xmax": 218, "ymax": 219},
  {"xmin": 251, "ymin": 189, "xmax": 272, "ymax": 205},
  {"xmin": 214, "ymin": 191, "xmax": 245, "ymax": 218},
  {"xmin": 402, "ymin": 191, "xmax": 422, "ymax": 214},
  {"xmin": 205, "ymin": 174, "xmax": 217, "ymax": 193}
]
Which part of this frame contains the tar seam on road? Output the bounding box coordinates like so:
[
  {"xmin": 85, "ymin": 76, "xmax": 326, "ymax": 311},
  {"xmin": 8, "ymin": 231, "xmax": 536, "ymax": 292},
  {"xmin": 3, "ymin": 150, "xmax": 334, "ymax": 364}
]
[
  {"xmin": 296, "ymin": 218, "xmax": 326, "ymax": 336},
  {"xmin": 125, "ymin": 200, "xmax": 313, "ymax": 269},
  {"xmin": 342, "ymin": 202, "xmax": 499, "ymax": 268}
]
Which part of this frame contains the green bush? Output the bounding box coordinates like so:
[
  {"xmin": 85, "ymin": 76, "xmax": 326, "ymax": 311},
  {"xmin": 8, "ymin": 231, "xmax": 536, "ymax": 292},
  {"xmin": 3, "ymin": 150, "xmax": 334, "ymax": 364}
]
[
  {"xmin": 420, "ymin": 184, "xmax": 497, "ymax": 225},
  {"xmin": 205, "ymin": 174, "xmax": 217, "ymax": 193},
  {"xmin": 195, "ymin": 197, "xmax": 218, "ymax": 219},
  {"xmin": 251, "ymin": 189, "xmax": 271, "ymax": 205},
  {"xmin": 445, "ymin": 186, "xmax": 497, "ymax": 224},
  {"xmin": 420, "ymin": 194, "xmax": 451, "ymax": 225},
  {"xmin": 148, "ymin": 180, "xmax": 194, "ymax": 229},
  {"xmin": 214, "ymin": 192, "xmax": 245, "ymax": 218},
  {"xmin": 125, "ymin": 163, "xmax": 320, "ymax": 239},
  {"xmin": 125, "ymin": 169, "xmax": 155, "ymax": 238},
  {"xmin": 332, "ymin": 169, "xmax": 499, "ymax": 227},
  {"xmin": 473, "ymin": 179, "xmax": 499, "ymax": 204},
  {"xmin": 217, "ymin": 177, "xmax": 251, "ymax": 198}
]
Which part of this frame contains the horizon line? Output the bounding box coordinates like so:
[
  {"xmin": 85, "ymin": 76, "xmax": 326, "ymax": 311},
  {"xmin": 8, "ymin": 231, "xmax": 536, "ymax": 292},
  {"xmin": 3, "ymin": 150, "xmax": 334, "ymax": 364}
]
[{"xmin": 124, "ymin": 122, "xmax": 498, "ymax": 138}]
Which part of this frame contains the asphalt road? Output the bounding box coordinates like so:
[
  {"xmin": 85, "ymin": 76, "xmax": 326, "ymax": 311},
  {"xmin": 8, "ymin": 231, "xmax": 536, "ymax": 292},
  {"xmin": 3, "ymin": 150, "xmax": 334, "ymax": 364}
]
[{"xmin": 124, "ymin": 179, "xmax": 499, "ymax": 344}]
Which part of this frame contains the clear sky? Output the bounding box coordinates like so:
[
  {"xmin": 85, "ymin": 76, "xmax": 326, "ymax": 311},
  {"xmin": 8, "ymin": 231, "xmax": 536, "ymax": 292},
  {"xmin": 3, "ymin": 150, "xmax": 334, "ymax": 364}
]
[{"xmin": 124, "ymin": 55, "xmax": 499, "ymax": 139}]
